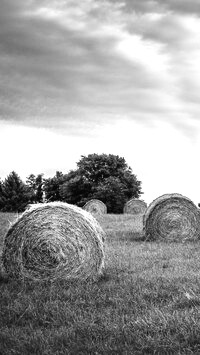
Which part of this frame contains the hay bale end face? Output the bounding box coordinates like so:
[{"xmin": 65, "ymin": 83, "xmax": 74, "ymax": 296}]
[
  {"xmin": 2, "ymin": 202, "xmax": 105, "ymax": 281},
  {"xmin": 123, "ymin": 199, "xmax": 147, "ymax": 214},
  {"xmin": 143, "ymin": 193, "xmax": 200, "ymax": 242},
  {"xmin": 83, "ymin": 199, "xmax": 107, "ymax": 215}
]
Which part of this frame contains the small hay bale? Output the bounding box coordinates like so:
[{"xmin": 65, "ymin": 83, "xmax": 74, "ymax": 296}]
[
  {"xmin": 143, "ymin": 193, "xmax": 200, "ymax": 242},
  {"xmin": 123, "ymin": 199, "xmax": 147, "ymax": 214},
  {"xmin": 83, "ymin": 199, "xmax": 107, "ymax": 215},
  {"xmin": 2, "ymin": 202, "xmax": 105, "ymax": 281}
]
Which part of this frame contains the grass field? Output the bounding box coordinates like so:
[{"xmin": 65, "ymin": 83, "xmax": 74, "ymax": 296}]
[{"xmin": 1, "ymin": 212, "xmax": 200, "ymax": 354}]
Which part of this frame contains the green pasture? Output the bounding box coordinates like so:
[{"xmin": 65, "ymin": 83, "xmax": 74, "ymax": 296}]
[{"xmin": 1, "ymin": 212, "xmax": 200, "ymax": 354}]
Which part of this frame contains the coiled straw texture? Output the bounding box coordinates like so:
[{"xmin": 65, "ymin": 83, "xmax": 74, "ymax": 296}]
[
  {"xmin": 124, "ymin": 199, "xmax": 147, "ymax": 214},
  {"xmin": 83, "ymin": 199, "xmax": 107, "ymax": 215},
  {"xmin": 143, "ymin": 193, "xmax": 200, "ymax": 242},
  {"xmin": 2, "ymin": 202, "xmax": 105, "ymax": 281}
]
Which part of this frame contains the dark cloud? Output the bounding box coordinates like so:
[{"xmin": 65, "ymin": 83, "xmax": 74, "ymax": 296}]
[
  {"xmin": 112, "ymin": 0, "xmax": 200, "ymax": 15},
  {"xmin": 110, "ymin": 0, "xmax": 162, "ymax": 13},
  {"xmin": 160, "ymin": 0, "xmax": 200, "ymax": 15},
  {"xmin": 129, "ymin": 13, "xmax": 189, "ymax": 48}
]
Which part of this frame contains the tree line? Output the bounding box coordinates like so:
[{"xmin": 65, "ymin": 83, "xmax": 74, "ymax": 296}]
[{"xmin": 0, "ymin": 154, "xmax": 143, "ymax": 213}]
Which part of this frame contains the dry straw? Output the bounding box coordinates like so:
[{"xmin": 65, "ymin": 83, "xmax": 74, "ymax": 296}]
[
  {"xmin": 83, "ymin": 199, "xmax": 107, "ymax": 215},
  {"xmin": 143, "ymin": 193, "xmax": 200, "ymax": 242},
  {"xmin": 123, "ymin": 199, "xmax": 147, "ymax": 214},
  {"xmin": 2, "ymin": 202, "xmax": 105, "ymax": 281}
]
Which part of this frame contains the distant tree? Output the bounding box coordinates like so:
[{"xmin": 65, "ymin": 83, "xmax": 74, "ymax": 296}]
[
  {"xmin": 61, "ymin": 153, "xmax": 143, "ymax": 213},
  {"xmin": 0, "ymin": 171, "xmax": 30, "ymax": 212},
  {"xmin": 26, "ymin": 174, "xmax": 36, "ymax": 192},
  {"xmin": 35, "ymin": 174, "xmax": 44, "ymax": 202},
  {"xmin": 43, "ymin": 171, "xmax": 64, "ymax": 202},
  {"xmin": 26, "ymin": 173, "xmax": 44, "ymax": 203}
]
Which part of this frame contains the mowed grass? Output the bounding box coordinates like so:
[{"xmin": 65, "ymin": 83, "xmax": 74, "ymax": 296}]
[{"xmin": 1, "ymin": 213, "xmax": 200, "ymax": 354}]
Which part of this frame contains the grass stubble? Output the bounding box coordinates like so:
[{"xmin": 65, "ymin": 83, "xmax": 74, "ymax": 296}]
[{"xmin": 1, "ymin": 213, "xmax": 200, "ymax": 354}]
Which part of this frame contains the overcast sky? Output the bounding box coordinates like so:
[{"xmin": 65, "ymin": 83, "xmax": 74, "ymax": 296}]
[{"xmin": 0, "ymin": 0, "xmax": 200, "ymax": 204}]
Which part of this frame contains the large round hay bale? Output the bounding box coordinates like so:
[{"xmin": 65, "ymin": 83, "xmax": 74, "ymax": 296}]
[
  {"xmin": 2, "ymin": 202, "xmax": 105, "ymax": 281},
  {"xmin": 83, "ymin": 199, "xmax": 107, "ymax": 215},
  {"xmin": 124, "ymin": 199, "xmax": 147, "ymax": 214},
  {"xmin": 143, "ymin": 193, "xmax": 200, "ymax": 242}
]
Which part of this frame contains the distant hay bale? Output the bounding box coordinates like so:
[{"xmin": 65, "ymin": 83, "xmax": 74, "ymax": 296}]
[
  {"xmin": 123, "ymin": 199, "xmax": 147, "ymax": 214},
  {"xmin": 83, "ymin": 199, "xmax": 107, "ymax": 215},
  {"xmin": 143, "ymin": 193, "xmax": 200, "ymax": 242},
  {"xmin": 2, "ymin": 202, "xmax": 105, "ymax": 281}
]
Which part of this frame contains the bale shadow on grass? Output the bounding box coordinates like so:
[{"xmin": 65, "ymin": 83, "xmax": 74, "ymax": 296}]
[
  {"xmin": 0, "ymin": 267, "xmax": 111, "ymax": 289},
  {"xmin": 107, "ymin": 230, "xmax": 145, "ymax": 242}
]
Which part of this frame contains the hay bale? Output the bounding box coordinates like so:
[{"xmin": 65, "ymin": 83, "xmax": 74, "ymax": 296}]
[
  {"xmin": 83, "ymin": 199, "xmax": 107, "ymax": 215},
  {"xmin": 1, "ymin": 202, "xmax": 105, "ymax": 281},
  {"xmin": 143, "ymin": 193, "xmax": 200, "ymax": 242},
  {"xmin": 123, "ymin": 199, "xmax": 147, "ymax": 214}
]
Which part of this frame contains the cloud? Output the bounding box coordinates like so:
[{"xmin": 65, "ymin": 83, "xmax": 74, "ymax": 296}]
[
  {"xmin": 113, "ymin": 0, "xmax": 200, "ymax": 15},
  {"xmin": 0, "ymin": 0, "xmax": 200, "ymax": 138},
  {"xmin": 159, "ymin": 0, "xmax": 200, "ymax": 15}
]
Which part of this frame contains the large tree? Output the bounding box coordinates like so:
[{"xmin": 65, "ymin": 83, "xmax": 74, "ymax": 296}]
[
  {"xmin": 0, "ymin": 171, "xmax": 30, "ymax": 212},
  {"xmin": 61, "ymin": 154, "xmax": 143, "ymax": 213}
]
